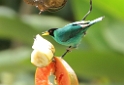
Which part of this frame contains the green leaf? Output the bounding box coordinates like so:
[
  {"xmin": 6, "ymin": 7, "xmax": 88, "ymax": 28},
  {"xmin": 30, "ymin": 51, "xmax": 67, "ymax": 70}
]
[
  {"xmin": 0, "ymin": 47, "xmax": 34, "ymax": 71},
  {"xmin": 71, "ymin": 0, "xmax": 124, "ymax": 20},
  {"xmin": 103, "ymin": 21, "xmax": 124, "ymax": 54},
  {"xmin": 64, "ymin": 50, "xmax": 124, "ymax": 82},
  {"xmin": 0, "ymin": 7, "xmax": 69, "ymax": 46},
  {"xmin": 0, "ymin": 7, "xmax": 38, "ymax": 45}
]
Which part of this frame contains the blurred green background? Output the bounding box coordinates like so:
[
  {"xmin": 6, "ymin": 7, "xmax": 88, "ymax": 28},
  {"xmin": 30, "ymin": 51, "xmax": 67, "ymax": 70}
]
[{"xmin": 0, "ymin": 0, "xmax": 124, "ymax": 85}]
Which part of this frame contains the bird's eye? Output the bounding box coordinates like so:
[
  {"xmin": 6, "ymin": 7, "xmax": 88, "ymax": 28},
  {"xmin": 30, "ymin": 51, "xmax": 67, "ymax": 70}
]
[{"xmin": 49, "ymin": 30, "xmax": 52, "ymax": 33}]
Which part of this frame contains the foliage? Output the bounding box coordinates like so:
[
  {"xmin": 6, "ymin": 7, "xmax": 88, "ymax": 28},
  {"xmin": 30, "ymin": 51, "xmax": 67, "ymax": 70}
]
[{"xmin": 0, "ymin": 0, "xmax": 124, "ymax": 85}]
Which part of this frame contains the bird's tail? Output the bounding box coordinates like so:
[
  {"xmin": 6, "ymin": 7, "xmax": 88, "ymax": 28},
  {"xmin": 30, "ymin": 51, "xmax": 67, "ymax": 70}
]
[
  {"xmin": 78, "ymin": 16, "xmax": 104, "ymax": 29},
  {"xmin": 89, "ymin": 16, "xmax": 105, "ymax": 25}
]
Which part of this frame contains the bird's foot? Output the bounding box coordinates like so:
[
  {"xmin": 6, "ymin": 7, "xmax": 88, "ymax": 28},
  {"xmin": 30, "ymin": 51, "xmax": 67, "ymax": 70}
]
[
  {"xmin": 67, "ymin": 46, "xmax": 75, "ymax": 52},
  {"xmin": 66, "ymin": 48, "xmax": 72, "ymax": 52},
  {"xmin": 61, "ymin": 46, "xmax": 72, "ymax": 58}
]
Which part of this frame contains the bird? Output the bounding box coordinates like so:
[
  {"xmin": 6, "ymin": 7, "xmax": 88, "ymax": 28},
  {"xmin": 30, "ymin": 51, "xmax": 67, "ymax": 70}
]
[
  {"xmin": 42, "ymin": 0, "xmax": 104, "ymax": 57},
  {"xmin": 42, "ymin": 16, "xmax": 104, "ymax": 57}
]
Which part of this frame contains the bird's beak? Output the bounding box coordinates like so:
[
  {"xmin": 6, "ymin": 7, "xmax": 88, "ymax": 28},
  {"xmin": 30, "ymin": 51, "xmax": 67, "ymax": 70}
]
[{"xmin": 42, "ymin": 31, "xmax": 49, "ymax": 36}]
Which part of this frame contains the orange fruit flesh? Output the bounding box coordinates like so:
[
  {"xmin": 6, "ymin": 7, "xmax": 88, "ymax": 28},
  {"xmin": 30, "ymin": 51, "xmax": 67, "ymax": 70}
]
[
  {"xmin": 35, "ymin": 57, "xmax": 79, "ymax": 85},
  {"xmin": 35, "ymin": 62, "xmax": 55, "ymax": 85}
]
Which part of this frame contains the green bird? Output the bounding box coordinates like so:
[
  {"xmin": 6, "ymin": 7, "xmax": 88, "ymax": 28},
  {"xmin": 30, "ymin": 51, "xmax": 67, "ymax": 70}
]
[
  {"xmin": 42, "ymin": 17, "xmax": 104, "ymax": 56},
  {"xmin": 42, "ymin": 0, "xmax": 104, "ymax": 57}
]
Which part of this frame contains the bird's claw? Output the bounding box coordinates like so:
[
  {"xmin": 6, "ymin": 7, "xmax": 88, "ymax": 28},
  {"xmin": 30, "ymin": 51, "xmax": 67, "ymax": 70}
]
[{"xmin": 66, "ymin": 47, "xmax": 72, "ymax": 52}]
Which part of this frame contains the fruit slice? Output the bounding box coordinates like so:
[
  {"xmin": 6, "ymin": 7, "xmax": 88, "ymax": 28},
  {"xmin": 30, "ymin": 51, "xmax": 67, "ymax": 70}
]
[
  {"xmin": 35, "ymin": 62, "xmax": 55, "ymax": 85},
  {"xmin": 31, "ymin": 34, "xmax": 55, "ymax": 67},
  {"xmin": 54, "ymin": 57, "xmax": 79, "ymax": 85},
  {"xmin": 35, "ymin": 57, "xmax": 79, "ymax": 85}
]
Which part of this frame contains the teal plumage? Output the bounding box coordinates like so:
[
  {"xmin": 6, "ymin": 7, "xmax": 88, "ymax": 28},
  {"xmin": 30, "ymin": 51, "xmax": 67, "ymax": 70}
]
[
  {"xmin": 42, "ymin": 17, "xmax": 104, "ymax": 49},
  {"xmin": 53, "ymin": 24, "xmax": 83, "ymax": 47}
]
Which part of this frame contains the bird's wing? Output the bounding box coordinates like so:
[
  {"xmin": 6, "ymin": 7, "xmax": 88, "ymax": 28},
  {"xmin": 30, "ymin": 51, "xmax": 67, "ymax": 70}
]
[{"xmin": 56, "ymin": 23, "xmax": 85, "ymax": 42}]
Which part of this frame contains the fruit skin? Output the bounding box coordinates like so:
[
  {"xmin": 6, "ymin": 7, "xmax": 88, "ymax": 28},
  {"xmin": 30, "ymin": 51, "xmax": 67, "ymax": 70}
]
[
  {"xmin": 54, "ymin": 57, "xmax": 79, "ymax": 85},
  {"xmin": 35, "ymin": 57, "xmax": 79, "ymax": 85}
]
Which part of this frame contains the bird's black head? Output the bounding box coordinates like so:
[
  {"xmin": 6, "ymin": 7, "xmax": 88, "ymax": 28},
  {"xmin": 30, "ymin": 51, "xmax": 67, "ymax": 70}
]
[{"xmin": 48, "ymin": 28, "xmax": 57, "ymax": 37}]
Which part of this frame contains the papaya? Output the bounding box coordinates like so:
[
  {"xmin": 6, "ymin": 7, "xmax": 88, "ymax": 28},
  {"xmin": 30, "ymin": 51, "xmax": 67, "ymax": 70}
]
[{"xmin": 35, "ymin": 57, "xmax": 79, "ymax": 85}]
